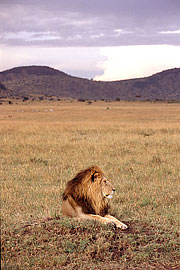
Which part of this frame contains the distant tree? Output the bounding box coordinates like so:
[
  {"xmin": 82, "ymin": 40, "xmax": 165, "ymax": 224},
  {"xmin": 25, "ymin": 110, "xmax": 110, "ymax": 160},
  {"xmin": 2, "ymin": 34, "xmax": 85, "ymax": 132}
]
[
  {"xmin": 22, "ymin": 96, "xmax": 29, "ymax": 101},
  {"xmin": 78, "ymin": 99, "xmax": 86, "ymax": 102},
  {"xmin": 87, "ymin": 101, "xmax": 93, "ymax": 105}
]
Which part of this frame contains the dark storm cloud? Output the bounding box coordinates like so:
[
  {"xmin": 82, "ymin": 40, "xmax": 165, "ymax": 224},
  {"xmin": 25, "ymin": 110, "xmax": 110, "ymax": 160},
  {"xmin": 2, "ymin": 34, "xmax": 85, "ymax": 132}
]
[{"xmin": 1, "ymin": 0, "xmax": 180, "ymax": 46}]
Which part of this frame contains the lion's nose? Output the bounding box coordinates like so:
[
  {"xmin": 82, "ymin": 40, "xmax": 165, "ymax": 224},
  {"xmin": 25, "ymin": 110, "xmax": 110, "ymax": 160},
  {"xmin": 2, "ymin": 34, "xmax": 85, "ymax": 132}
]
[{"xmin": 113, "ymin": 188, "xmax": 115, "ymax": 192}]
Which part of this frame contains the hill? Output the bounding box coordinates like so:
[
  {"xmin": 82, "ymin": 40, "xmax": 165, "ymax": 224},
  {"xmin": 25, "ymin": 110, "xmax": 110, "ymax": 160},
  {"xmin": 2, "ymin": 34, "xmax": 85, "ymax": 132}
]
[{"xmin": 0, "ymin": 65, "xmax": 180, "ymax": 100}]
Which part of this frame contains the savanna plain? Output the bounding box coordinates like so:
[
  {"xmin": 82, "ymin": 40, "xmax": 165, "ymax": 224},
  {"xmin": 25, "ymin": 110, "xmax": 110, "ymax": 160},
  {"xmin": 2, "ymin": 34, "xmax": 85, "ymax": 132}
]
[{"xmin": 1, "ymin": 100, "xmax": 180, "ymax": 270}]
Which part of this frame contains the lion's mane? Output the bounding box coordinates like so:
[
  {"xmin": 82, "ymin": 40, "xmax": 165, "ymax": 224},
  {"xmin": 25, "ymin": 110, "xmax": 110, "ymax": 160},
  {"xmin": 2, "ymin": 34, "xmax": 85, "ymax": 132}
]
[{"xmin": 62, "ymin": 166, "xmax": 109, "ymax": 216}]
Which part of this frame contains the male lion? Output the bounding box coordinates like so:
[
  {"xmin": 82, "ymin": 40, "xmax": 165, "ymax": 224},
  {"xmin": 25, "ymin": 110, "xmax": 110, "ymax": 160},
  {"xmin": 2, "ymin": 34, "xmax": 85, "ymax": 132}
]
[{"xmin": 62, "ymin": 165, "xmax": 128, "ymax": 230}]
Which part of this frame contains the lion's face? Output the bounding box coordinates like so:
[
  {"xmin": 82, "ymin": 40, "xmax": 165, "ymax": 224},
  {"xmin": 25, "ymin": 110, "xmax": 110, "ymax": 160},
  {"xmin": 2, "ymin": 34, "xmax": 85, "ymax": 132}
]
[
  {"xmin": 101, "ymin": 177, "xmax": 115, "ymax": 199},
  {"xmin": 92, "ymin": 171, "xmax": 115, "ymax": 199}
]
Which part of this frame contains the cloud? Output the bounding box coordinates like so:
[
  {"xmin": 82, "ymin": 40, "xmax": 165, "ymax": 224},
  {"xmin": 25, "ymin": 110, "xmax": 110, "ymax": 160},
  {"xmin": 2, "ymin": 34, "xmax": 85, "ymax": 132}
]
[
  {"xmin": 113, "ymin": 29, "xmax": 132, "ymax": 37},
  {"xmin": 95, "ymin": 45, "xmax": 180, "ymax": 81},
  {"xmin": 2, "ymin": 31, "xmax": 62, "ymax": 41},
  {"xmin": 1, "ymin": 44, "xmax": 180, "ymax": 80},
  {"xmin": 0, "ymin": 0, "xmax": 180, "ymax": 46},
  {"xmin": 159, "ymin": 30, "xmax": 180, "ymax": 34},
  {"xmin": 0, "ymin": 1, "xmax": 180, "ymax": 79},
  {"xmin": 0, "ymin": 45, "xmax": 105, "ymax": 78}
]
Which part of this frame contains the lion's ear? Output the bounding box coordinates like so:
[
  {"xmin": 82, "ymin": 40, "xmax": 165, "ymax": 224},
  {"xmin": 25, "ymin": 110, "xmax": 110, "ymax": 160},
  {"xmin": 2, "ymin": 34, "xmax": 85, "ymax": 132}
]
[{"xmin": 92, "ymin": 172, "xmax": 99, "ymax": 182}]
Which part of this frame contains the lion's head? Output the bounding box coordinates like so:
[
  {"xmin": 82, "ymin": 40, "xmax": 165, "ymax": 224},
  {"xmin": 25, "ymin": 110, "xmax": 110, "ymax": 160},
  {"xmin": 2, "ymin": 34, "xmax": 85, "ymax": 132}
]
[{"xmin": 62, "ymin": 166, "xmax": 115, "ymax": 216}]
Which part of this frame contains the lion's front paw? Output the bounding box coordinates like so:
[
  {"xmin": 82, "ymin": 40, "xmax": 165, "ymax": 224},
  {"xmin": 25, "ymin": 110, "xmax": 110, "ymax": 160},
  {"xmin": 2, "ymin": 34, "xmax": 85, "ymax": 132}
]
[
  {"xmin": 121, "ymin": 224, "xmax": 128, "ymax": 230},
  {"xmin": 117, "ymin": 223, "xmax": 128, "ymax": 230}
]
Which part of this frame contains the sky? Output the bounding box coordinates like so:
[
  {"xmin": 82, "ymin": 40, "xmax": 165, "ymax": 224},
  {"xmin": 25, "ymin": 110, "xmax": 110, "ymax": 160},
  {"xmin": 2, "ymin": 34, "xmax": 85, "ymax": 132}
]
[{"xmin": 0, "ymin": 0, "xmax": 180, "ymax": 80}]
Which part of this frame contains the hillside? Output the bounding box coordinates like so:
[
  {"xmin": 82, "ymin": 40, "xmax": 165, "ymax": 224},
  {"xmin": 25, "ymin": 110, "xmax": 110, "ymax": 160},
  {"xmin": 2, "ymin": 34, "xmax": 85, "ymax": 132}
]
[{"xmin": 0, "ymin": 66, "xmax": 180, "ymax": 100}]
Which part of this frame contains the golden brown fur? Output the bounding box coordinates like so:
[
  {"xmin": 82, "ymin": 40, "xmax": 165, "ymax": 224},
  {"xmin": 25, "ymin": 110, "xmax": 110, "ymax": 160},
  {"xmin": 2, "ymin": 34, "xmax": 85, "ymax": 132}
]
[{"xmin": 62, "ymin": 166, "xmax": 128, "ymax": 230}]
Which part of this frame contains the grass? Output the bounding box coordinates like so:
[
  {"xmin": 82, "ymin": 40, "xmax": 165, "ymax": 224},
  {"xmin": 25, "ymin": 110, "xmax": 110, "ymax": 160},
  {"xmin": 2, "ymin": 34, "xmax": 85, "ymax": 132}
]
[
  {"xmin": 2, "ymin": 218, "xmax": 180, "ymax": 270},
  {"xmin": 1, "ymin": 100, "xmax": 180, "ymax": 269}
]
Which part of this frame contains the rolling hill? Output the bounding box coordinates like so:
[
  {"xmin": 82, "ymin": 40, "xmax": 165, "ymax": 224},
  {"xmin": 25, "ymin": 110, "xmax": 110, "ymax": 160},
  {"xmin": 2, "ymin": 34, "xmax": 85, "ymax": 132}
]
[{"xmin": 0, "ymin": 65, "xmax": 180, "ymax": 101}]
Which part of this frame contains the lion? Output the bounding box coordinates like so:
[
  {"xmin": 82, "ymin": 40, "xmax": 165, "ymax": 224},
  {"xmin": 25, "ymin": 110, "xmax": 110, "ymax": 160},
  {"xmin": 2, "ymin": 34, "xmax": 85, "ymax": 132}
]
[{"xmin": 62, "ymin": 165, "xmax": 128, "ymax": 230}]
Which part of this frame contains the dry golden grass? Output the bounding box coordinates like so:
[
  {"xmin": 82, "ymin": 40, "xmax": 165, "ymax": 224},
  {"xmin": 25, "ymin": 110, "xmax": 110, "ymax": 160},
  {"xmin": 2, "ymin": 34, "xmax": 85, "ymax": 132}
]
[
  {"xmin": 1, "ymin": 100, "xmax": 180, "ymax": 269},
  {"xmin": 1, "ymin": 101, "xmax": 180, "ymax": 229}
]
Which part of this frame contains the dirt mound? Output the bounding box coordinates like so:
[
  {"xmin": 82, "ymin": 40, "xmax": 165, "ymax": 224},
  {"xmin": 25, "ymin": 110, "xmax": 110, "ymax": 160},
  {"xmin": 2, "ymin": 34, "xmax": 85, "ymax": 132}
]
[{"xmin": 1, "ymin": 217, "xmax": 180, "ymax": 270}]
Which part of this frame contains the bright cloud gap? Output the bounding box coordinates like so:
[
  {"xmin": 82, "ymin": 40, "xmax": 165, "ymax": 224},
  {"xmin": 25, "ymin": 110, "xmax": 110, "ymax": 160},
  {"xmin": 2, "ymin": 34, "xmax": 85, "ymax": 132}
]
[{"xmin": 1, "ymin": 44, "xmax": 180, "ymax": 81}]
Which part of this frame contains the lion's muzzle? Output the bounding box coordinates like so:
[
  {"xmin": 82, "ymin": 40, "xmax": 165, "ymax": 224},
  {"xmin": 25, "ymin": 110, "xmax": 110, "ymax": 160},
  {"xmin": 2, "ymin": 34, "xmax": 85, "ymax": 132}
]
[{"xmin": 104, "ymin": 188, "xmax": 115, "ymax": 199}]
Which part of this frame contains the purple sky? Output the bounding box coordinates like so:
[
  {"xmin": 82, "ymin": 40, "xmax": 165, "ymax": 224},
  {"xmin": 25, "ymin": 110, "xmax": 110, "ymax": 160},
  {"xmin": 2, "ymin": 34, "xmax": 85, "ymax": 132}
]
[{"xmin": 0, "ymin": 0, "xmax": 180, "ymax": 79}]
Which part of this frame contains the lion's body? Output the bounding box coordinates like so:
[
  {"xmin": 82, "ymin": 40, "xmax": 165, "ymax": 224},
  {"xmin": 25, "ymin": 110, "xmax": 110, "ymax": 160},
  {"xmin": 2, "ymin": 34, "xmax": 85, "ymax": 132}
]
[{"xmin": 62, "ymin": 166, "xmax": 128, "ymax": 230}]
